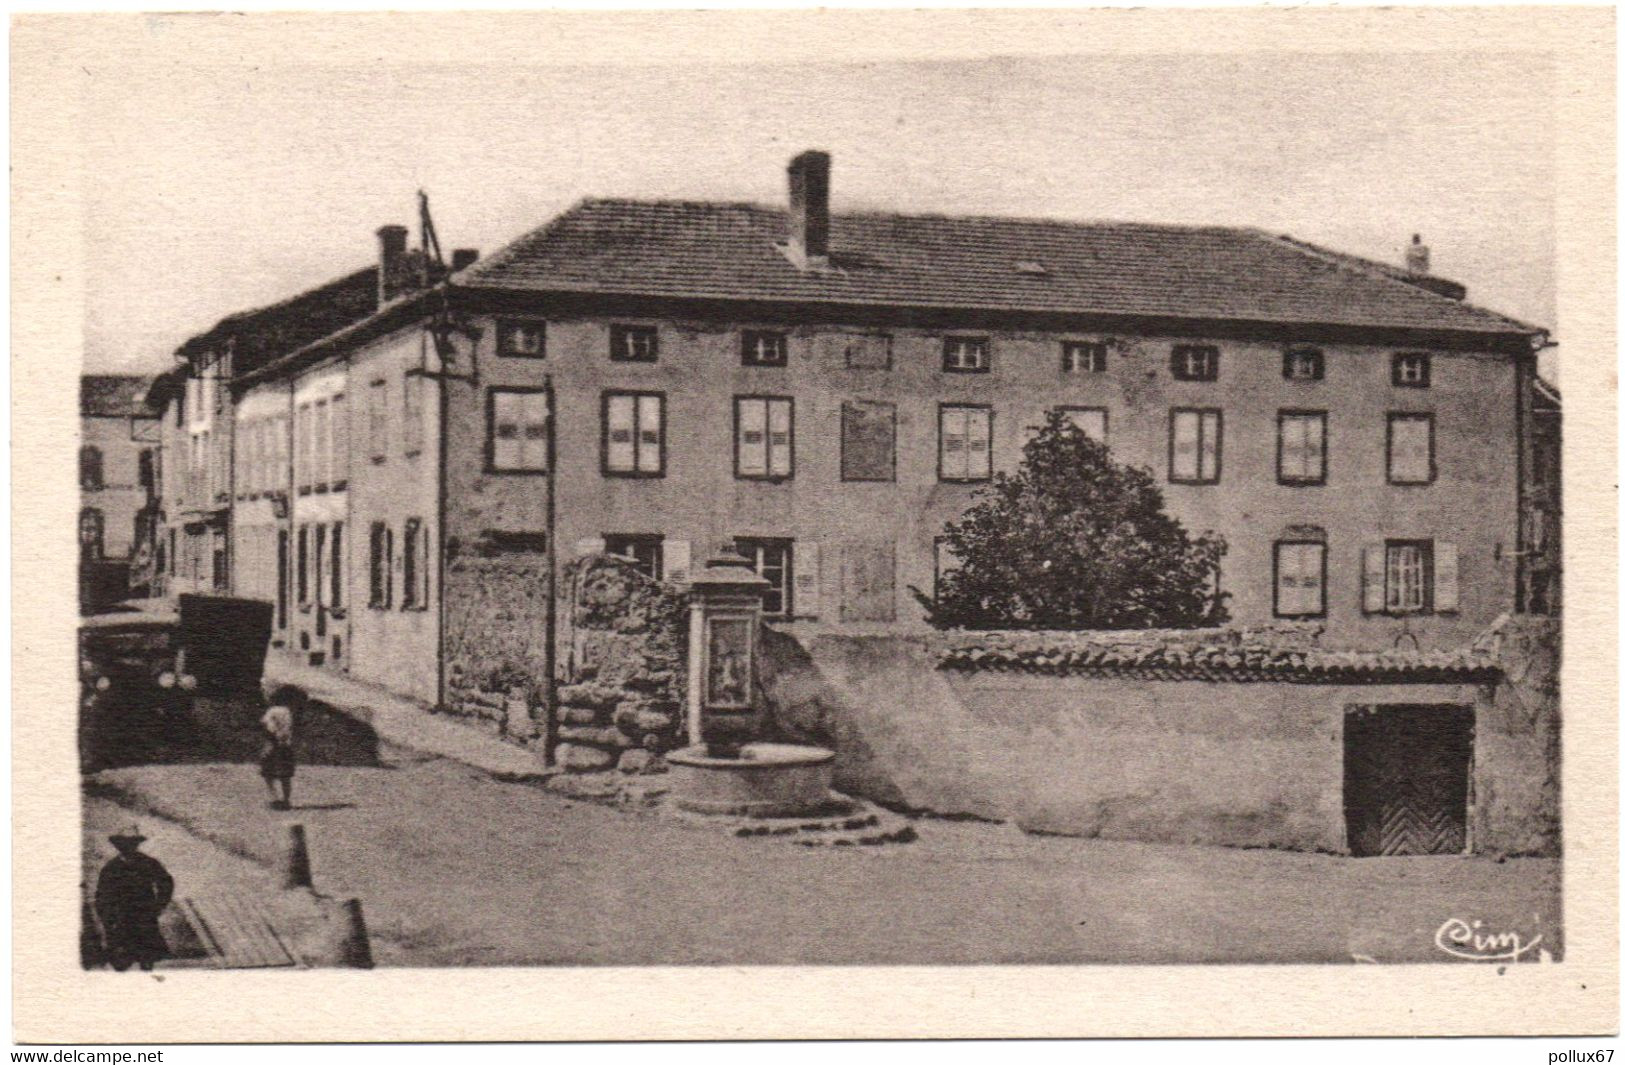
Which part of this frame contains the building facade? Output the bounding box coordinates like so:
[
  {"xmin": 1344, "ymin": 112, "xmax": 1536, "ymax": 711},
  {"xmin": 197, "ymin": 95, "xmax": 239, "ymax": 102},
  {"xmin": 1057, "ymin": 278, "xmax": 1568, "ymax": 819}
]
[
  {"xmin": 78, "ymin": 375, "xmax": 161, "ymax": 606},
  {"xmin": 147, "ymin": 224, "xmax": 448, "ymax": 607},
  {"xmin": 215, "ymin": 151, "xmax": 1553, "ymax": 733}
]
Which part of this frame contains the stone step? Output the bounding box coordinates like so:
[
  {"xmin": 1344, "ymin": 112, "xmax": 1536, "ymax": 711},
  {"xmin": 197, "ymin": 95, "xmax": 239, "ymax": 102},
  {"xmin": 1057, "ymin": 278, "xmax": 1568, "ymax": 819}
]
[{"xmin": 668, "ymin": 798, "xmax": 919, "ymax": 848}]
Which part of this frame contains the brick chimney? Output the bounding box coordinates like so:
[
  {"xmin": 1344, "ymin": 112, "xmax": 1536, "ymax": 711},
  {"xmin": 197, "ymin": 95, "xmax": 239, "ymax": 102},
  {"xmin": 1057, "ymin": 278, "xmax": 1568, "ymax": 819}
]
[
  {"xmin": 377, "ymin": 224, "xmax": 410, "ymax": 305},
  {"xmin": 451, "ymin": 248, "xmax": 479, "ymax": 272},
  {"xmin": 1405, "ymin": 233, "xmax": 1431, "ymax": 275},
  {"xmin": 787, "ymin": 150, "xmax": 831, "ymax": 267}
]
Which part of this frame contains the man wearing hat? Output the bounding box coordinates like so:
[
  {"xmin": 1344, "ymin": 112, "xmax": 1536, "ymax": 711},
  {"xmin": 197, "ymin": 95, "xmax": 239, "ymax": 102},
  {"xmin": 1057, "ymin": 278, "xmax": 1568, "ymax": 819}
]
[{"xmin": 94, "ymin": 826, "xmax": 174, "ymax": 972}]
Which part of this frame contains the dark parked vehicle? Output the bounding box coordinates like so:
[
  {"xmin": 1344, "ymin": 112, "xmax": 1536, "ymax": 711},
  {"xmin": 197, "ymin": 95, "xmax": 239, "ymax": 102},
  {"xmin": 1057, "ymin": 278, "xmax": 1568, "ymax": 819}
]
[
  {"xmin": 177, "ymin": 595, "xmax": 274, "ymax": 696},
  {"xmin": 78, "ymin": 609, "xmax": 196, "ymax": 771}
]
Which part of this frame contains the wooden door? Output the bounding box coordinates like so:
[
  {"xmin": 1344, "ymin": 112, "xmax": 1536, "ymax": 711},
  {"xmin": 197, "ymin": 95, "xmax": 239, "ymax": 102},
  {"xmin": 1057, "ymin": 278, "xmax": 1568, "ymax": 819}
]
[{"xmin": 1344, "ymin": 705, "xmax": 1473, "ymax": 856}]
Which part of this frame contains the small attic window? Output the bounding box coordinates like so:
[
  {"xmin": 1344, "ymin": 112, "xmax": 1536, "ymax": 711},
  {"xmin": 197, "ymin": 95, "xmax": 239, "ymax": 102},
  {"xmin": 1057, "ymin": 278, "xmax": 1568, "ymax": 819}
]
[{"xmin": 1012, "ymin": 260, "xmax": 1049, "ymax": 277}]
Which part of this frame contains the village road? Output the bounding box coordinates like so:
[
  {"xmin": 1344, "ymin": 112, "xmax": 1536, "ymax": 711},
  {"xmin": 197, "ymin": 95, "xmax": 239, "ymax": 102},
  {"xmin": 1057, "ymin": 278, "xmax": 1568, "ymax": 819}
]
[{"xmin": 87, "ymin": 742, "xmax": 1560, "ymax": 967}]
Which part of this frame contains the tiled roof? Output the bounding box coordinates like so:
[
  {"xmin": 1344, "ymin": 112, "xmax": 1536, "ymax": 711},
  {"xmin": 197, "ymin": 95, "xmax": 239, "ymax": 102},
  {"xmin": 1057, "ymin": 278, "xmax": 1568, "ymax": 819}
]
[
  {"xmin": 81, "ymin": 374, "xmax": 159, "ymax": 418},
  {"xmin": 176, "ymin": 267, "xmax": 379, "ymax": 375},
  {"xmin": 461, "ymin": 198, "xmax": 1544, "ymax": 339},
  {"xmin": 935, "ymin": 626, "xmax": 1500, "ymax": 683}
]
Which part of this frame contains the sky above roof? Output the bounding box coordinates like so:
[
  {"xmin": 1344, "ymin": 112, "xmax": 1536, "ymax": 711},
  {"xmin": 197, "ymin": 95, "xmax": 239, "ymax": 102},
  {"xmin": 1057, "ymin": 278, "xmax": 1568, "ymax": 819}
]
[{"xmin": 80, "ymin": 34, "xmax": 1557, "ymax": 380}]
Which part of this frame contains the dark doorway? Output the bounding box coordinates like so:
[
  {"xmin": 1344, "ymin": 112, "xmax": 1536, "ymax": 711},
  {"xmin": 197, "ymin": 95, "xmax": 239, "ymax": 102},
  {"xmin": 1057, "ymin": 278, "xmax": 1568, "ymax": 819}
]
[{"xmin": 1344, "ymin": 704, "xmax": 1473, "ymax": 856}]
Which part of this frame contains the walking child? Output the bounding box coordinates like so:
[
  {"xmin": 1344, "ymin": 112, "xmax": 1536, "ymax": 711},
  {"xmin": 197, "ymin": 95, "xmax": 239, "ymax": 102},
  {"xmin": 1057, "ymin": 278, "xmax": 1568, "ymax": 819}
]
[{"xmin": 260, "ymin": 684, "xmax": 303, "ymax": 810}]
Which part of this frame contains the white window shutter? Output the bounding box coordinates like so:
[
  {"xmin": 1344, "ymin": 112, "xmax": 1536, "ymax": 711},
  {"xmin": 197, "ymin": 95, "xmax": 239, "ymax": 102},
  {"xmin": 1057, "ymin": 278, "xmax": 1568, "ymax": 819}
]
[
  {"xmin": 664, "ymin": 539, "xmax": 691, "ymax": 584},
  {"xmin": 1362, "ymin": 545, "xmax": 1385, "ymax": 613},
  {"xmin": 575, "ymin": 536, "xmax": 606, "ymax": 557},
  {"xmin": 793, "ymin": 542, "xmax": 820, "ymax": 619},
  {"xmin": 968, "ymin": 410, "xmax": 991, "ymax": 477},
  {"xmin": 768, "ymin": 400, "xmax": 793, "ymax": 476},
  {"xmin": 1434, "ymin": 542, "xmax": 1459, "ymax": 613}
]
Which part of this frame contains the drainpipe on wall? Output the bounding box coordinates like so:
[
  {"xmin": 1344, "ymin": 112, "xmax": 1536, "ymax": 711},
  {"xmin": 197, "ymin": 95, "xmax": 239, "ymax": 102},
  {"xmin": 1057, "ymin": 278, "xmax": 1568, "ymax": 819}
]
[
  {"xmin": 434, "ymin": 325, "xmax": 449, "ymax": 712},
  {"xmin": 542, "ymin": 373, "xmax": 558, "ymax": 767},
  {"xmin": 1513, "ymin": 346, "xmax": 1529, "ymax": 615},
  {"xmin": 222, "ymin": 340, "xmax": 237, "ymax": 597}
]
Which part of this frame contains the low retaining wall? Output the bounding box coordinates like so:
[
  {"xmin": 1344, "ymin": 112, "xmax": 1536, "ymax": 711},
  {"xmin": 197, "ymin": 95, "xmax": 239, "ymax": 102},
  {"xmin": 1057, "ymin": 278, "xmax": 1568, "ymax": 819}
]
[{"xmin": 763, "ymin": 623, "xmax": 1558, "ymax": 855}]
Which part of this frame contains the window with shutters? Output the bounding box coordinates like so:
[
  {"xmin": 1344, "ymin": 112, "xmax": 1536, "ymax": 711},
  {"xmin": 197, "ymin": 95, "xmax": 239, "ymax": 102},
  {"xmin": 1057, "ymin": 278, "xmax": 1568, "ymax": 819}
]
[
  {"xmin": 1392, "ymin": 352, "xmax": 1431, "ymax": 388},
  {"xmin": 497, "ymin": 319, "xmax": 547, "ymax": 358},
  {"xmin": 295, "ymin": 403, "xmax": 313, "ymax": 494},
  {"xmin": 274, "ymin": 416, "xmax": 289, "ymax": 492},
  {"xmin": 741, "ymin": 330, "xmax": 788, "ymax": 367},
  {"xmin": 1277, "ymin": 410, "xmax": 1327, "ymax": 485},
  {"xmin": 79, "ymin": 446, "xmax": 104, "ymax": 490},
  {"xmin": 840, "ymin": 540, "xmax": 897, "ymax": 623},
  {"xmin": 604, "ymin": 533, "xmax": 663, "ymax": 581},
  {"xmin": 1273, "ymin": 541, "xmax": 1326, "ymax": 618},
  {"xmin": 1387, "ymin": 412, "xmax": 1434, "ymax": 484},
  {"xmin": 330, "ymin": 521, "xmax": 344, "ymax": 611},
  {"xmin": 239, "ymin": 426, "xmax": 257, "ymax": 499},
  {"xmin": 1362, "ymin": 539, "xmax": 1458, "ymax": 616},
  {"xmin": 734, "ymin": 396, "xmax": 794, "ymax": 480},
  {"xmin": 602, "ymin": 391, "xmax": 664, "ymax": 477},
  {"xmin": 488, "ymin": 388, "xmax": 549, "ymax": 473},
  {"xmin": 842, "ymin": 333, "xmax": 892, "ymax": 370},
  {"xmin": 1169, "ymin": 407, "xmax": 1222, "ymax": 484},
  {"xmin": 401, "ymin": 518, "xmax": 429, "ymax": 609},
  {"xmin": 331, "ymin": 393, "xmax": 348, "ymax": 490},
  {"xmin": 78, "ymin": 508, "xmax": 104, "ymax": 561},
  {"xmin": 369, "ymin": 380, "xmax": 389, "ymax": 462},
  {"xmin": 1170, "ymin": 344, "xmax": 1219, "ymax": 381},
  {"xmin": 943, "ymin": 336, "xmax": 991, "ymax": 373},
  {"xmin": 1384, "ymin": 541, "xmax": 1430, "ymax": 614},
  {"xmin": 1283, "ymin": 347, "xmax": 1325, "ymax": 381},
  {"xmin": 734, "ymin": 537, "xmax": 793, "ymax": 618},
  {"xmin": 939, "ymin": 405, "xmax": 992, "ymax": 482},
  {"xmin": 368, "ymin": 522, "xmax": 393, "ymax": 609},
  {"xmin": 312, "ymin": 398, "xmax": 331, "ymax": 492},
  {"xmin": 1062, "ymin": 341, "xmax": 1108, "ymax": 374},
  {"xmin": 296, "ymin": 525, "xmax": 309, "ymax": 605},
  {"xmin": 609, "ymin": 324, "xmax": 658, "ymax": 362},
  {"xmin": 1056, "ymin": 406, "xmax": 1108, "ymax": 444},
  {"xmin": 840, "ymin": 401, "xmax": 896, "ymax": 482},
  {"xmin": 402, "ymin": 373, "xmax": 425, "ymax": 454}
]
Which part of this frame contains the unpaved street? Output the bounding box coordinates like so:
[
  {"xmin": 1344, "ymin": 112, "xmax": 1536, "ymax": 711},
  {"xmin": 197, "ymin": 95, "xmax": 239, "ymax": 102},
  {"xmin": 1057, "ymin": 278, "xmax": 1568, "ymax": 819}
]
[{"xmin": 88, "ymin": 741, "xmax": 1559, "ymax": 967}]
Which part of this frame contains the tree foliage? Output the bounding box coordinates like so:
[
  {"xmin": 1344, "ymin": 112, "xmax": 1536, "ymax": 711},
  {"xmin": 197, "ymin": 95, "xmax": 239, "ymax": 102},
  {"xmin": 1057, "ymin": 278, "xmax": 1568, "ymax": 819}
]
[{"xmin": 915, "ymin": 409, "xmax": 1228, "ymax": 630}]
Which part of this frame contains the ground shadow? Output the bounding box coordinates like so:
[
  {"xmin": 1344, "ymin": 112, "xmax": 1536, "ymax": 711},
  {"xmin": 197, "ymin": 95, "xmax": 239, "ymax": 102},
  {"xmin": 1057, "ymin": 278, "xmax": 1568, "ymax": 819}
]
[{"xmin": 81, "ymin": 692, "xmax": 382, "ymax": 771}]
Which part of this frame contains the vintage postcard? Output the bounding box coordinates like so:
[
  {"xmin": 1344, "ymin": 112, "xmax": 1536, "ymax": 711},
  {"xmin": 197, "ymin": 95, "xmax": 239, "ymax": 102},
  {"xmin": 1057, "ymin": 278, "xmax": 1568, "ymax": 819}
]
[{"xmin": 12, "ymin": 5, "xmax": 1617, "ymax": 1042}]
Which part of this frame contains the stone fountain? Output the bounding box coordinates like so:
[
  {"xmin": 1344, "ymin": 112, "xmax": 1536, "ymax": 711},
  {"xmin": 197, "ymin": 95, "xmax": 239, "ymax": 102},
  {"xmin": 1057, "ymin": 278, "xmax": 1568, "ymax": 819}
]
[{"xmin": 665, "ymin": 550, "xmax": 839, "ymax": 817}]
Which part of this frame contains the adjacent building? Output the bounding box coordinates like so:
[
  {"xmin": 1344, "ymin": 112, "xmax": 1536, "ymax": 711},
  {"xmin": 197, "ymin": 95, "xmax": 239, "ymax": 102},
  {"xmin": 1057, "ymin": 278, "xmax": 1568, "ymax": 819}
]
[
  {"xmin": 145, "ymin": 228, "xmax": 450, "ymax": 608},
  {"xmin": 180, "ymin": 151, "xmax": 1554, "ymax": 732},
  {"xmin": 1524, "ymin": 375, "xmax": 1562, "ymax": 615},
  {"xmin": 78, "ymin": 375, "xmax": 161, "ymax": 606}
]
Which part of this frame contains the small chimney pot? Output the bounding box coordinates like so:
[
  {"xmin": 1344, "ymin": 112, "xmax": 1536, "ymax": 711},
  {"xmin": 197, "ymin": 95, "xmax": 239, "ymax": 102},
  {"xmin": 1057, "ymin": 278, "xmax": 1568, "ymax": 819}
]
[
  {"xmin": 787, "ymin": 150, "xmax": 831, "ymax": 266},
  {"xmin": 1405, "ymin": 233, "xmax": 1431, "ymax": 276},
  {"xmin": 451, "ymin": 248, "xmax": 479, "ymax": 272},
  {"xmin": 377, "ymin": 224, "xmax": 410, "ymax": 305}
]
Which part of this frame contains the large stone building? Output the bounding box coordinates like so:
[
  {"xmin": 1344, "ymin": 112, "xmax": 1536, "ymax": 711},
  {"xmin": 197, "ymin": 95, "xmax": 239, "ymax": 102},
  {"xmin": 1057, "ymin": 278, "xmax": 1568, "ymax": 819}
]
[
  {"xmin": 78, "ymin": 375, "xmax": 161, "ymax": 605},
  {"xmin": 180, "ymin": 152, "xmax": 1554, "ymax": 735}
]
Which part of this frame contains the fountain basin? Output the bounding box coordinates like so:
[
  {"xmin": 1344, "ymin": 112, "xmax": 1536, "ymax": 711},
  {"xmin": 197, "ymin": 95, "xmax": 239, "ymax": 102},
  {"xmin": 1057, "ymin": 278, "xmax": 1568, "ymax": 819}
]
[{"xmin": 666, "ymin": 742, "xmax": 837, "ymax": 817}]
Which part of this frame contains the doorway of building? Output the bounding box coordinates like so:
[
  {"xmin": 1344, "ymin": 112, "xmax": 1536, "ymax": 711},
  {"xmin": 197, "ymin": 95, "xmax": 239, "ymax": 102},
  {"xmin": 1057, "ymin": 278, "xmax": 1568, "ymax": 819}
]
[{"xmin": 1344, "ymin": 704, "xmax": 1473, "ymax": 856}]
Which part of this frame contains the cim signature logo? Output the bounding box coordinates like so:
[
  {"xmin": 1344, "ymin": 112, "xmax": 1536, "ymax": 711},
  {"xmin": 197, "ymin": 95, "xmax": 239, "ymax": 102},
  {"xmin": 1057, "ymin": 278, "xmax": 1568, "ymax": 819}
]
[{"xmin": 1434, "ymin": 917, "xmax": 1544, "ymax": 962}]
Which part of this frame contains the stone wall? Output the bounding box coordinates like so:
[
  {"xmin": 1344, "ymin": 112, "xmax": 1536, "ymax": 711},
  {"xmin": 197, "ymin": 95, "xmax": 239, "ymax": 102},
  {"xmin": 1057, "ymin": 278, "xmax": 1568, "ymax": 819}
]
[
  {"xmin": 442, "ymin": 533, "xmax": 551, "ymax": 742},
  {"xmin": 1477, "ymin": 615, "xmax": 1561, "ymax": 855},
  {"xmin": 761, "ymin": 627, "xmax": 1560, "ymax": 855},
  {"xmin": 551, "ymin": 555, "xmax": 688, "ymax": 772}
]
